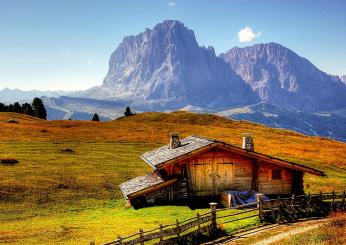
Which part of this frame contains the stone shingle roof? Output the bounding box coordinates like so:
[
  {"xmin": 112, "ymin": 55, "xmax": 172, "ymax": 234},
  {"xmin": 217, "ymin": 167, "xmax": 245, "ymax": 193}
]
[
  {"xmin": 119, "ymin": 172, "xmax": 165, "ymax": 198},
  {"xmin": 141, "ymin": 136, "xmax": 215, "ymax": 168}
]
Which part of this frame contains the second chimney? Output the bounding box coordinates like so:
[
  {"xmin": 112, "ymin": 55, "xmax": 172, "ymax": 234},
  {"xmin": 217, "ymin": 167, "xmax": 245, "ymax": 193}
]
[
  {"xmin": 242, "ymin": 133, "xmax": 254, "ymax": 151},
  {"xmin": 169, "ymin": 132, "xmax": 181, "ymax": 149}
]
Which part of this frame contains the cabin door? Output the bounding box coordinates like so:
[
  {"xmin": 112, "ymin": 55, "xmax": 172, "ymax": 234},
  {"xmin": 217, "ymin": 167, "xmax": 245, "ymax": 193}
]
[
  {"xmin": 189, "ymin": 157, "xmax": 234, "ymax": 196},
  {"xmin": 214, "ymin": 157, "xmax": 234, "ymax": 193},
  {"xmin": 189, "ymin": 158, "xmax": 214, "ymax": 196}
]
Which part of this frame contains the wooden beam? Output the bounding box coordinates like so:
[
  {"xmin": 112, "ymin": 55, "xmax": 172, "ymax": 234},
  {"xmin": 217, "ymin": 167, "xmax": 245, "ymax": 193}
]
[{"xmin": 128, "ymin": 179, "xmax": 177, "ymax": 199}]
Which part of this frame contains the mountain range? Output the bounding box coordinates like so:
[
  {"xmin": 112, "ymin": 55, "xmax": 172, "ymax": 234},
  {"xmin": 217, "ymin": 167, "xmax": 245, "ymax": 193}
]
[
  {"xmin": 0, "ymin": 88, "xmax": 71, "ymax": 103},
  {"xmin": 75, "ymin": 20, "xmax": 346, "ymax": 113},
  {"xmin": 1, "ymin": 20, "xmax": 346, "ymax": 141}
]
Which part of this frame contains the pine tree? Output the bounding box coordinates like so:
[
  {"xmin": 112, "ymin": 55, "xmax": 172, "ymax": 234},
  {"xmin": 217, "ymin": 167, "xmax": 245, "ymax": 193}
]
[
  {"xmin": 91, "ymin": 113, "xmax": 100, "ymax": 121},
  {"xmin": 124, "ymin": 106, "xmax": 134, "ymax": 117},
  {"xmin": 0, "ymin": 103, "xmax": 5, "ymax": 112},
  {"xmin": 13, "ymin": 102, "xmax": 22, "ymax": 113},
  {"xmin": 32, "ymin": 97, "xmax": 47, "ymax": 120},
  {"xmin": 22, "ymin": 103, "xmax": 35, "ymax": 116}
]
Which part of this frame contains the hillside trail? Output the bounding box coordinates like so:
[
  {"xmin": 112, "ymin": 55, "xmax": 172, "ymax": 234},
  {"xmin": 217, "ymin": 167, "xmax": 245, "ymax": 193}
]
[{"xmin": 203, "ymin": 217, "xmax": 330, "ymax": 245}]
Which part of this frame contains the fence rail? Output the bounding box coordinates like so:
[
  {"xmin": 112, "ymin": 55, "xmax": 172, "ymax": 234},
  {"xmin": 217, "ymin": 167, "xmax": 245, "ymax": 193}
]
[{"xmin": 96, "ymin": 190, "xmax": 346, "ymax": 245}]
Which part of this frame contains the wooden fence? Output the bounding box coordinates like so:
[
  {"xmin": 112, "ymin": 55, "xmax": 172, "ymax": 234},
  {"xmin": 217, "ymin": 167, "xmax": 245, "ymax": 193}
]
[{"xmin": 95, "ymin": 190, "xmax": 345, "ymax": 245}]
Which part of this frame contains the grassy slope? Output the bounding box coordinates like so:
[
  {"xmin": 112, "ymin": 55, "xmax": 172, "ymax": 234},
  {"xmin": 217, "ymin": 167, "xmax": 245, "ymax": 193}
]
[{"xmin": 0, "ymin": 112, "xmax": 345, "ymax": 244}]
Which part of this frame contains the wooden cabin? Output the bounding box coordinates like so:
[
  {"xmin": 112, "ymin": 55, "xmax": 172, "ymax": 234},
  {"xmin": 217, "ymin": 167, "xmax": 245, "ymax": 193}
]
[{"xmin": 120, "ymin": 133, "xmax": 324, "ymax": 208}]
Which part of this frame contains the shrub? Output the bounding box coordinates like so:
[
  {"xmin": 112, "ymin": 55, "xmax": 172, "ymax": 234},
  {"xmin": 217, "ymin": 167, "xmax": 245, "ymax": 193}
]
[{"xmin": 263, "ymin": 197, "xmax": 330, "ymax": 223}]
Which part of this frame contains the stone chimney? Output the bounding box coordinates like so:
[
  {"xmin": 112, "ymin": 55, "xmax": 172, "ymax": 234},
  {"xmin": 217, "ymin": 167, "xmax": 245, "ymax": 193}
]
[
  {"xmin": 242, "ymin": 133, "xmax": 254, "ymax": 151},
  {"xmin": 169, "ymin": 132, "xmax": 181, "ymax": 149}
]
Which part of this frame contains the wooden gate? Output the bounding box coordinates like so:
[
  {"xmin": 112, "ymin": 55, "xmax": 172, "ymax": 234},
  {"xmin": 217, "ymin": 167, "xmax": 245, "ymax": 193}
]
[{"xmin": 189, "ymin": 157, "xmax": 234, "ymax": 196}]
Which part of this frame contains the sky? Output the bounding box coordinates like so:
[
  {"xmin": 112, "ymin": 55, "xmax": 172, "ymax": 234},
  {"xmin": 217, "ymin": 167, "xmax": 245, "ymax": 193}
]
[{"xmin": 0, "ymin": 0, "xmax": 345, "ymax": 91}]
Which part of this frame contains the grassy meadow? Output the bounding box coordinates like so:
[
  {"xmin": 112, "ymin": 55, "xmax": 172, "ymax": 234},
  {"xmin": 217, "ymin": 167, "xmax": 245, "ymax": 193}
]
[{"xmin": 0, "ymin": 112, "xmax": 345, "ymax": 244}]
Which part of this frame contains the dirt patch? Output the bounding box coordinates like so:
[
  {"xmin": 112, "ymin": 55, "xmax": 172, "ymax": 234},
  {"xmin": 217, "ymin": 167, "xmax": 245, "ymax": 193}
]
[
  {"xmin": 59, "ymin": 148, "xmax": 75, "ymax": 154},
  {"xmin": 6, "ymin": 119, "xmax": 19, "ymax": 124},
  {"xmin": 205, "ymin": 218, "xmax": 331, "ymax": 245},
  {"xmin": 1, "ymin": 158, "xmax": 19, "ymax": 165}
]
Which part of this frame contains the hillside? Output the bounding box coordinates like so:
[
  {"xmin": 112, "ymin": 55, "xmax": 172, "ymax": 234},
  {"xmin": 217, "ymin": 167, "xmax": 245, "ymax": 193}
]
[{"xmin": 0, "ymin": 112, "xmax": 345, "ymax": 244}]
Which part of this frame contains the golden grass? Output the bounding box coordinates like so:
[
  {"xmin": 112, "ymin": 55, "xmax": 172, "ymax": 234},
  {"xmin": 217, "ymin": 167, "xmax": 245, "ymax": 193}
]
[
  {"xmin": 0, "ymin": 111, "xmax": 345, "ymax": 244},
  {"xmin": 281, "ymin": 212, "xmax": 346, "ymax": 244}
]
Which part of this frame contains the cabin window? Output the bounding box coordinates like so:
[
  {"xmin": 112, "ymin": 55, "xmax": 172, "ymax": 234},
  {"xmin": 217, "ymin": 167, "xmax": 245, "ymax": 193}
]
[{"xmin": 272, "ymin": 169, "xmax": 282, "ymax": 180}]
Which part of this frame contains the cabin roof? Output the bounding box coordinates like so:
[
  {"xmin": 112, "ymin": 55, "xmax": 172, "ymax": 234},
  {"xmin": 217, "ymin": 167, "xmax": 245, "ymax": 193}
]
[
  {"xmin": 141, "ymin": 136, "xmax": 215, "ymax": 168},
  {"xmin": 119, "ymin": 172, "xmax": 176, "ymax": 198},
  {"xmin": 140, "ymin": 135, "xmax": 324, "ymax": 176}
]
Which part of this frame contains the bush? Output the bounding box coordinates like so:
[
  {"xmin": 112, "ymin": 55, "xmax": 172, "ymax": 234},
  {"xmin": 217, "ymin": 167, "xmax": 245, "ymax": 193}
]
[{"xmin": 263, "ymin": 198, "xmax": 330, "ymax": 223}]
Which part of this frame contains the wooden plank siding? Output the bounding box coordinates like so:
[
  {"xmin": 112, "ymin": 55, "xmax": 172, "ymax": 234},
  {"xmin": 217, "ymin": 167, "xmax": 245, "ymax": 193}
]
[
  {"xmin": 258, "ymin": 162, "xmax": 293, "ymax": 194},
  {"xmin": 177, "ymin": 147, "xmax": 296, "ymax": 197},
  {"xmin": 185, "ymin": 148, "xmax": 254, "ymax": 196}
]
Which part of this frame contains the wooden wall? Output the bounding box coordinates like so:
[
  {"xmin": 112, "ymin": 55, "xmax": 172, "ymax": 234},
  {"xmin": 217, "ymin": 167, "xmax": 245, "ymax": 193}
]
[
  {"xmin": 184, "ymin": 148, "xmax": 254, "ymax": 196},
  {"xmin": 161, "ymin": 147, "xmax": 299, "ymax": 197},
  {"xmin": 258, "ymin": 162, "xmax": 293, "ymax": 195}
]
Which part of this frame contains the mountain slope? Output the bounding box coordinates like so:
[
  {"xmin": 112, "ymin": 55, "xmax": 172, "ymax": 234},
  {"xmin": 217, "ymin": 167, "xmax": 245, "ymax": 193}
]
[
  {"xmin": 220, "ymin": 43, "xmax": 346, "ymax": 112},
  {"xmin": 83, "ymin": 20, "xmax": 259, "ymax": 109},
  {"xmin": 218, "ymin": 103, "xmax": 346, "ymax": 141},
  {"xmin": 42, "ymin": 96, "xmax": 125, "ymax": 120}
]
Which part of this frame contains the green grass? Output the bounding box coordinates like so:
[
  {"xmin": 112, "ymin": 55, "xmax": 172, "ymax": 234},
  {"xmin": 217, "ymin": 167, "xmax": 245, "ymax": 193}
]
[{"xmin": 0, "ymin": 141, "xmax": 259, "ymax": 244}]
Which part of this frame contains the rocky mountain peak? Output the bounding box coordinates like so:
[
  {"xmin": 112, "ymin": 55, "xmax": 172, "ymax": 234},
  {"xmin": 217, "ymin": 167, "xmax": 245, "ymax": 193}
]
[
  {"xmin": 100, "ymin": 20, "xmax": 259, "ymax": 109},
  {"xmin": 220, "ymin": 42, "xmax": 346, "ymax": 112}
]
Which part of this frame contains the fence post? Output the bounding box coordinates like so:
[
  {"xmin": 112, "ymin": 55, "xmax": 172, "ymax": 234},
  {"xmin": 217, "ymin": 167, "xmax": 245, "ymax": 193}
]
[
  {"xmin": 197, "ymin": 212, "xmax": 201, "ymax": 233},
  {"xmin": 139, "ymin": 229, "xmax": 144, "ymax": 245},
  {"xmin": 257, "ymin": 194, "xmax": 263, "ymax": 220},
  {"xmin": 159, "ymin": 224, "xmax": 164, "ymax": 242},
  {"xmin": 320, "ymin": 191, "xmax": 323, "ymax": 200},
  {"xmin": 176, "ymin": 219, "xmax": 180, "ymax": 238},
  {"xmin": 343, "ymin": 191, "xmax": 345, "ymax": 211},
  {"xmin": 90, "ymin": 241, "xmax": 95, "ymax": 245},
  {"xmin": 209, "ymin": 202, "xmax": 218, "ymax": 231}
]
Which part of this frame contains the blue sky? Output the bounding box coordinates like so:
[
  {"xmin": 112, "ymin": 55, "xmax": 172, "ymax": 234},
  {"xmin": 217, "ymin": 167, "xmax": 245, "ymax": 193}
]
[{"xmin": 0, "ymin": 0, "xmax": 345, "ymax": 90}]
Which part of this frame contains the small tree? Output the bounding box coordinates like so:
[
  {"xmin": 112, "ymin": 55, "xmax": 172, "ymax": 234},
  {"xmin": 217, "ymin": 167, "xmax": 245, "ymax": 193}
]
[
  {"xmin": 124, "ymin": 106, "xmax": 134, "ymax": 117},
  {"xmin": 0, "ymin": 103, "xmax": 5, "ymax": 112},
  {"xmin": 22, "ymin": 103, "xmax": 35, "ymax": 116},
  {"xmin": 7, "ymin": 104, "xmax": 14, "ymax": 112},
  {"xmin": 32, "ymin": 97, "xmax": 47, "ymax": 120},
  {"xmin": 91, "ymin": 113, "xmax": 100, "ymax": 121},
  {"xmin": 13, "ymin": 102, "xmax": 22, "ymax": 113}
]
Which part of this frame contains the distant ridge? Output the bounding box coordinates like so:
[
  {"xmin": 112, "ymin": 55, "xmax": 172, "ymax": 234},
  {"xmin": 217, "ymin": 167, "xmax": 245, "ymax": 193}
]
[
  {"xmin": 0, "ymin": 88, "xmax": 71, "ymax": 103},
  {"xmin": 220, "ymin": 42, "xmax": 346, "ymax": 112}
]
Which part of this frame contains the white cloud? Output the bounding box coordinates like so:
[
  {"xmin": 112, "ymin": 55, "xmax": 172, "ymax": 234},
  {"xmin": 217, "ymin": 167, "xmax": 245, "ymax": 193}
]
[
  {"xmin": 167, "ymin": 1, "xmax": 176, "ymax": 7},
  {"xmin": 238, "ymin": 27, "xmax": 261, "ymax": 43}
]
